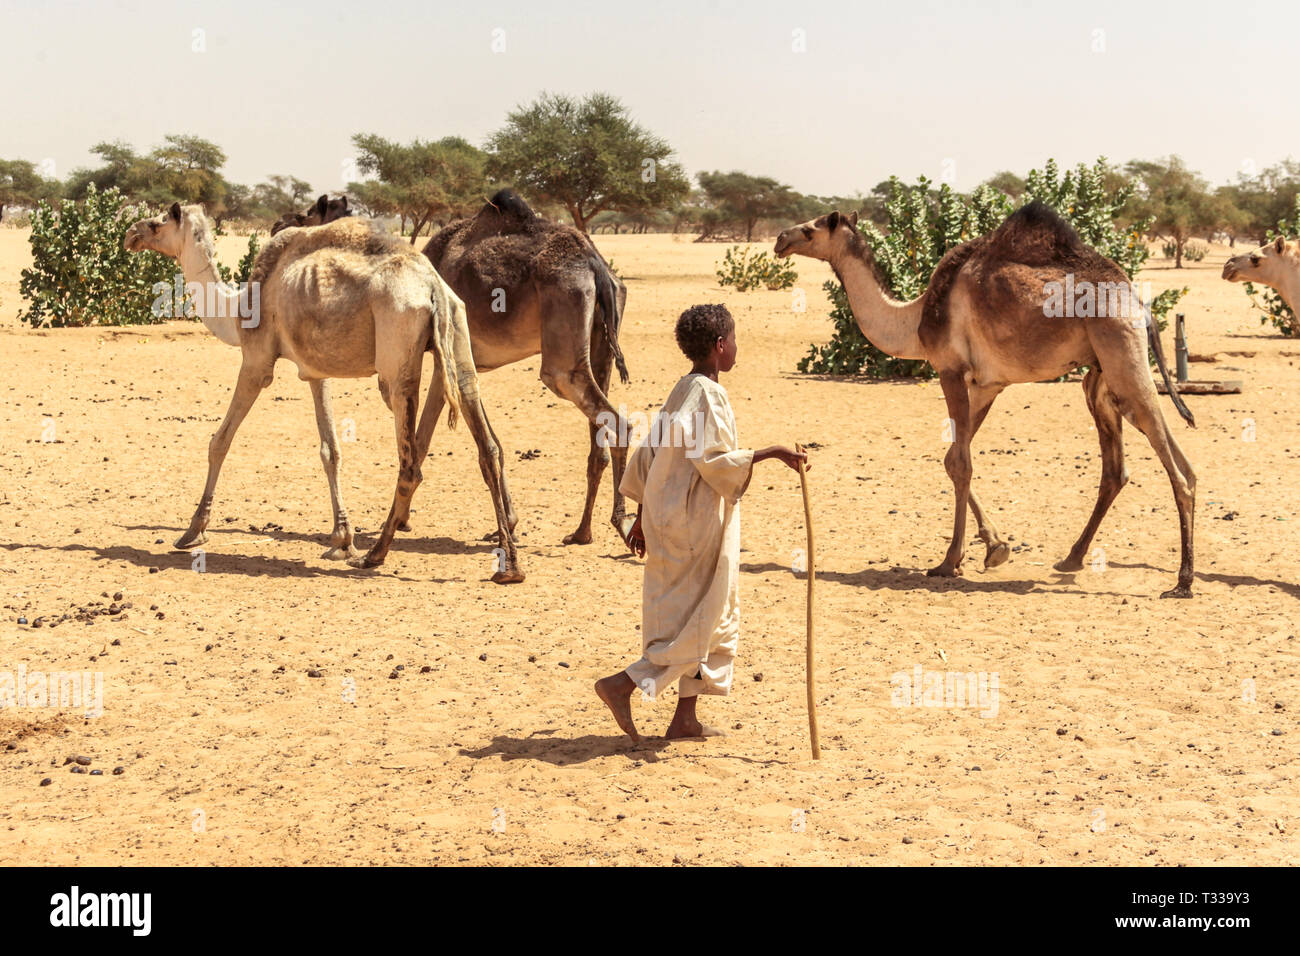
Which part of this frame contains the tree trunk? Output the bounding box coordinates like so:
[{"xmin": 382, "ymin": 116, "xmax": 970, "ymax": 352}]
[{"xmin": 1175, "ymin": 237, "xmax": 1183, "ymax": 269}]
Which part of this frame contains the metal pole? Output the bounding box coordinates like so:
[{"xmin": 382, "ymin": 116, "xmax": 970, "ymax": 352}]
[{"xmin": 1175, "ymin": 313, "xmax": 1188, "ymax": 383}]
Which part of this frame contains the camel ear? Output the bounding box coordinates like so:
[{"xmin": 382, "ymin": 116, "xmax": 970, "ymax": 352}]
[
  {"xmin": 340, "ymin": 195, "xmax": 349, "ymax": 210},
  {"xmin": 847, "ymin": 211, "xmax": 859, "ymax": 228},
  {"xmin": 827, "ymin": 211, "xmax": 841, "ymax": 231},
  {"xmin": 1275, "ymin": 236, "xmax": 1287, "ymax": 254},
  {"xmin": 314, "ymin": 195, "xmax": 329, "ymax": 216},
  {"xmin": 169, "ymin": 202, "xmax": 182, "ymax": 223}
]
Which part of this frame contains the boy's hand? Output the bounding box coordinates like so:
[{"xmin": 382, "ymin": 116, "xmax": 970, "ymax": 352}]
[
  {"xmin": 628, "ymin": 515, "xmax": 646, "ymax": 557},
  {"xmin": 757, "ymin": 445, "xmax": 810, "ymax": 473}
]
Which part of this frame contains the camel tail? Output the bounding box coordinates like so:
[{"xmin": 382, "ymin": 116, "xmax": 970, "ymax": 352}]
[
  {"xmin": 431, "ymin": 286, "xmax": 463, "ymax": 431},
  {"xmin": 592, "ymin": 255, "xmax": 629, "ymax": 384},
  {"xmin": 1147, "ymin": 309, "xmax": 1194, "ymax": 428}
]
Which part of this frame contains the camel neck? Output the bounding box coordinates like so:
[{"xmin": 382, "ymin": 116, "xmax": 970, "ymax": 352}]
[
  {"xmin": 1274, "ymin": 272, "xmax": 1300, "ymax": 319},
  {"xmin": 828, "ymin": 246, "xmax": 927, "ymax": 361},
  {"xmin": 177, "ymin": 233, "xmax": 243, "ymax": 347}
]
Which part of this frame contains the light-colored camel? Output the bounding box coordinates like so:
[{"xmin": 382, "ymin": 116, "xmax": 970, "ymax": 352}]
[
  {"xmin": 123, "ymin": 202, "xmax": 523, "ymax": 582},
  {"xmin": 1223, "ymin": 235, "xmax": 1300, "ymax": 312},
  {"xmin": 422, "ymin": 189, "xmax": 633, "ymax": 548},
  {"xmin": 775, "ymin": 203, "xmax": 1198, "ymax": 597}
]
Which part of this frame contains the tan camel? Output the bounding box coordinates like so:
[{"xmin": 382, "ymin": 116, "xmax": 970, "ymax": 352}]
[
  {"xmin": 1222, "ymin": 235, "xmax": 1300, "ymax": 311},
  {"xmin": 422, "ymin": 189, "xmax": 633, "ymax": 548},
  {"xmin": 775, "ymin": 202, "xmax": 1197, "ymax": 597},
  {"xmin": 123, "ymin": 202, "xmax": 523, "ymax": 582}
]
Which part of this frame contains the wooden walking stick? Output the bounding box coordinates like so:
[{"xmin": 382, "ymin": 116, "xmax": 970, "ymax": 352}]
[{"xmin": 795, "ymin": 443, "xmax": 820, "ymax": 759}]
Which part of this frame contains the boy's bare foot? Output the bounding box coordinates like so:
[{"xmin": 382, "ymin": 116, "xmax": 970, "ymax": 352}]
[
  {"xmin": 595, "ymin": 674, "xmax": 640, "ymax": 743},
  {"xmin": 664, "ymin": 716, "xmax": 726, "ymax": 739},
  {"xmin": 664, "ymin": 696, "xmax": 725, "ymax": 739}
]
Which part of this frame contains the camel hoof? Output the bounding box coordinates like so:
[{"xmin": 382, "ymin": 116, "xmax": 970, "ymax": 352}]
[
  {"xmin": 322, "ymin": 545, "xmax": 359, "ymax": 561},
  {"xmin": 396, "ymin": 520, "xmax": 412, "ymax": 533},
  {"xmin": 173, "ymin": 531, "xmax": 208, "ymax": 551},
  {"xmin": 1160, "ymin": 584, "xmax": 1193, "ymax": 599},
  {"xmin": 491, "ymin": 568, "xmax": 526, "ymax": 585},
  {"xmin": 347, "ymin": 552, "xmax": 384, "ymax": 571},
  {"xmin": 984, "ymin": 542, "xmax": 1011, "ymax": 569},
  {"xmin": 1053, "ymin": 556, "xmax": 1084, "ymax": 573},
  {"xmin": 926, "ymin": 564, "xmax": 961, "ymax": 578},
  {"xmin": 563, "ymin": 529, "xmax": 593, "ymax": 546}
]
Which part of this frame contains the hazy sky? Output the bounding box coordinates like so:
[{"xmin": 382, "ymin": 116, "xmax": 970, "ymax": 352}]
[{"xmin": 2, "ymin": 0, "xmax": 1296, "ymax": 196}]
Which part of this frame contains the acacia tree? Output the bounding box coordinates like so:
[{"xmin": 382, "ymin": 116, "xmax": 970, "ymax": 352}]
[
  {"xmin": 485, "ymin": 92, "xmax": 688, "ymax": 233},
  {"xmin": 349, "ymin": 134, "xmax": 488, "ymax": 242},
  {"xmin": 1125, "ymin": 156, "xmax": 1215, "ymax": 268},
  {"xmin": 695, "ymin": 170, "xmax": 804, "ymax": 242},
  {"xmin": 0, "ymin": 159, "xmax": 59, "ymax": 222}
]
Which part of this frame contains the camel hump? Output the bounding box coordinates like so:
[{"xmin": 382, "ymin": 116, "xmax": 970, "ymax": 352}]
[
  {"xmin": 250, "ymin": 217, "xmax": 406, "ymax": 287},
  {"xmin": 985, "ymin": 200, "xmax": 1088, "ymax": 266},
  {"xmin": 486, "ymin": 188, "xmax": 538, "ymax": 222}
]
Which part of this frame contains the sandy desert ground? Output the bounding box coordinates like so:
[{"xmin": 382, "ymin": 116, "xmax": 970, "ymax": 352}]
[{"xmin": 0, "ymin": 224, "xmax": 1295, "ymax": 866}]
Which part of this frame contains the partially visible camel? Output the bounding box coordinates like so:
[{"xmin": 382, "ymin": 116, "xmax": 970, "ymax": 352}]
[
  {"xmin": 124, "ymin": 202, "xmax": 523, "ymax": 582},
  {"xmin": 775, "ymin": 203, "xmax": 1197, "ymax": 597},
  {"xmin": 271, "ymin": 194, "xmax": 351, "ymax": 236},
  {"xmin": 423, "ymin": 189, "xmax": 632, "ymax": 548},
  {"xmin": 1222, "ymin": 235, "xmax": 1300, "ymax": 313}
]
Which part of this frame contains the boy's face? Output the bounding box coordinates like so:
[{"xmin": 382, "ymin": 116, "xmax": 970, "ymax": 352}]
[{"xmin": 717, "ymin": 326, "xmax": 738, "ymax": 372}]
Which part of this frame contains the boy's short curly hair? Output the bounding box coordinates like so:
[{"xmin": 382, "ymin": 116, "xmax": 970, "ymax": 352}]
[{"xmin": 675, "ymin": 304, "xmax": 734, "ymax": 362}]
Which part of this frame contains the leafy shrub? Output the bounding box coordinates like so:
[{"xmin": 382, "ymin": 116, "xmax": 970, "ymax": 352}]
[
  {"xmin": 798, "ymin": 158, "xmax": 1187, "ymax": 376},
  {"xmin": 19, "ymin": 183, "xmax": 261, "ymax": 327},
  {"xmin": 716, "ymin": 245, "xmax": 797, "ymax": 291},
  {"xmin": 1243, "ymin": 195, "xmax": 1300, "ymax": 337},
  {"xmin": 217, "ymin": 232, "xmax": 261, "ymax": 286},
  {"xmin": 19, "ymin": 183, "xmax": 181, "ymax": 327},
  {"xmin": 1163, "ymin": 240, "xmax": 1206, "ymax": 262}
]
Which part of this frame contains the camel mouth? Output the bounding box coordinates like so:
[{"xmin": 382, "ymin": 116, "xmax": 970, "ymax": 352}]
[
  {"xmin": 773, "ymin": 237, "xmax": 794, "ymax": 258},
  {"xmin": 1221, "ymin": 263, "xmax": 1241, "ymax": 282}
]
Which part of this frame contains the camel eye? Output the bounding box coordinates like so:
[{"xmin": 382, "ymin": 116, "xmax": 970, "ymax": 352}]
[
  {"xmin": 1251, "ymin": 255, "xmax": 1260, "ymax": 266},
  {"xmin": 802, "ymin": 227, "xmax": 813, "ymax": 239}
]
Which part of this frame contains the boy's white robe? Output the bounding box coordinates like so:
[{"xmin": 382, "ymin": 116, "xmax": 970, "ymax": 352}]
[{"xmin": 618, "ymin": 374, "xmax": 754, "ymax": 698}]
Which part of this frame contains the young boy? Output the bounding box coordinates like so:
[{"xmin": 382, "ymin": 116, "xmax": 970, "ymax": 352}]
[{"xmin": 595, "ymin": 304, "xmax": 808, "ymax": 742}]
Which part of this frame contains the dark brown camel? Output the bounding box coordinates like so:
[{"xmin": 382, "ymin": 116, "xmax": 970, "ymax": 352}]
[{"xmin": 421, "ymin": 189, "xmax": 632, "ymax": 549}]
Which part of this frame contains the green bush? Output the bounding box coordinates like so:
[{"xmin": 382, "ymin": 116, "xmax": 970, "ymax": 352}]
[
  {"xmin": 716, "ymin": 245, "xmax": 797, "ymax": 291},
  {"xmin": 19, "ymin": 183, "xmax": 261, "ymax": 328},
  {"xmin": 798, "ymin": 158, "xmax": 1188, "ymax": 377},
  {"xmin": 1163, "ymin": 240, "xmax": 1206, "ymax": 262},
  {"xmin": 19, "ymin": 183, "xmax": 181, "ymax": 327},
  {"xmin": 1243, "ymin": 195, "xmax": 1300, "ymax": 337}
]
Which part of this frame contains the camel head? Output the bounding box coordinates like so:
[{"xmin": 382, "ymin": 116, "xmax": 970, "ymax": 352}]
[
  {"xmin": 1222, "ymin": 235, "xmax": 1299, "ymax": 290},
  {"xmin": 271, "ymin": 194, "xmax": 351, "ymax": 236},
  {"xmin": 774, "ymin": 210, "xmax": 861, "ymax": 262},
  {"xmin": 123, "ymin": 201, "xmax": 212, "ymax": 261}
]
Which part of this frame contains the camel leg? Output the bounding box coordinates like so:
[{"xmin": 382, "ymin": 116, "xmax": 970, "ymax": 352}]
[
  {"xmin": 350, "ymin": 332, "xmax": 425, "ymax": 569},
  {"xmin": 568, "ymin": 317, "xmax": 625, "ymax": 546},
  {"xmin": 962, "ymin": 384, "xmax": 1010, "ymax": 569},
  {"xmin": 175, "ymin": 361, "xmax": 270, "ymax": 551},
  {"xmin": 393, "ymin": 371, "xmax": 445, "ymax": 534},
  {"xmin": 479, "ymin": 405, "xmax": 519, "ymax": 538},
  {"xmin": 456, "ymin": 373, "xmax": 525, "ymax": 583},
  {"xmin": 1056, "ymin": 368, "xmax": 1127, "ymax": 573},
  {"xmin": 927, "ymin": 371, "xmax": 974, "ymax": 577},
  {"xmin": 311, "ymin": 379, "xmax": 361, "ymax": 561},
  {"xmin": 1090, "ymin": 333, "xmax": 1196, "ymax": 597},
  {"xmin": 538, "ymin": 286, "xmax": 629, "ymax": 548}
]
